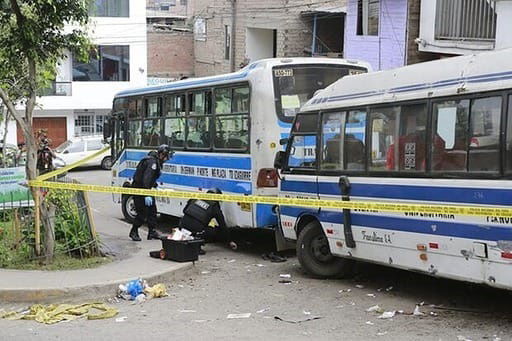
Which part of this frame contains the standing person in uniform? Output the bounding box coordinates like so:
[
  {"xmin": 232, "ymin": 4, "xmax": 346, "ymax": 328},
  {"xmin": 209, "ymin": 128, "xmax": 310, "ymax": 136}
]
[
  {"xmin": 179, "ymin": 188, "xmax": 229, "ymax": 254},
  {"xmin": 129, "ymin": 144, "xmax": 173, "ymax": 241}
]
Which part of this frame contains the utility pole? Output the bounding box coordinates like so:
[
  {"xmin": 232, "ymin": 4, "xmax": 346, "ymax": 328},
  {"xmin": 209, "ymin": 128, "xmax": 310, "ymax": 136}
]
[{"xmin": 230, "ymin": 0, "xmax": 237, "ymax": 72}]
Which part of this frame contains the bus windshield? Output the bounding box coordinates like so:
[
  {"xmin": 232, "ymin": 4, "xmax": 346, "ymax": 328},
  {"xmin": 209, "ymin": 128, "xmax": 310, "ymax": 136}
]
[{"xmin": 273, "ymin": 65, "xmax": 366, "ymax": 122}]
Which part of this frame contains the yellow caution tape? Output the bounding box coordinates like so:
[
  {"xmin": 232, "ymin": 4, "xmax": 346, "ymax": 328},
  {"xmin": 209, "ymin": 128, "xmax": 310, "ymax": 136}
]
[
  {"xmin": 28, "ymin": 179, "xmax": 512, "ymax": 218},
  {"xmin": 36, "ymin": 146, "xmax": 110, "ymax": 181}
]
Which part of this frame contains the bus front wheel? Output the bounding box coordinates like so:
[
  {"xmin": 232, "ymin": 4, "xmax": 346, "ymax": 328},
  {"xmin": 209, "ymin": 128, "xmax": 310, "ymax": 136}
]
[
  {"xmin": 297, "ymin": 222, "xmax": 353, "ymax": 278},
  {"xmin": 122, "ymin": 194, "xmax": 137, "ymax": 224}
]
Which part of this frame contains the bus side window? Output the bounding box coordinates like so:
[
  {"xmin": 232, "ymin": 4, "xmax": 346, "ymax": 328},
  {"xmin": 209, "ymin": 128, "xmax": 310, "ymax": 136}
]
[
  {"xmin": 344, "ymin": 110, "xmax": 366, "ymax": 170},
  {"xmin": 321, "ymin": 112, "xmax": 344, "ymax": 171},
  {"xmin": 432, "ymin": 100, "xmax": 469, "ymax": 172}
]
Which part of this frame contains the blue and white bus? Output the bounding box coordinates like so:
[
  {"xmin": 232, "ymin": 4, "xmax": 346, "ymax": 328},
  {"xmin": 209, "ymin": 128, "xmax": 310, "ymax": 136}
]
[
  {"xmin": 276, "ymin": 48, "xmax": 512, "ymax": 289},
  {"xmin": 107, "ymin": 58, "xmax": 370, "ymax": 232}
]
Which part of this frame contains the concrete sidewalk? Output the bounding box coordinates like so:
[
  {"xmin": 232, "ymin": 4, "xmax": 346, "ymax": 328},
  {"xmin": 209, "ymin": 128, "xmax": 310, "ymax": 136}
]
[
  {"xmin": 0, "ymin": 169, "xmax": 196, "ymax": 303},
  {"xmin": 0, "ymin": 239, "xmax": 196, "ymax": 303}
]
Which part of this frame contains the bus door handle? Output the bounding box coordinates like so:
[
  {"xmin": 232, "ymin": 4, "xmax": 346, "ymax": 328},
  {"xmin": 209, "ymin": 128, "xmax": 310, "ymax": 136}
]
[{"xmin": 339, "ymin": 176, "xmax": 356, "ymax": 248}]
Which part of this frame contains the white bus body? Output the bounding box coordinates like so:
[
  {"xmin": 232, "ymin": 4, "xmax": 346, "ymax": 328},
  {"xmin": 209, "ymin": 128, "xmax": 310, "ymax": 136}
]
[{"xmin": 278, "ymin": 48, "xmax": 512, "ymax": 289}]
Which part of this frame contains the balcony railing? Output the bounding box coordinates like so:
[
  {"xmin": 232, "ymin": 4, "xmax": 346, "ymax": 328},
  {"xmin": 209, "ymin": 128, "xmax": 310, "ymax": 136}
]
[
  {"xmin": 435, "ymin": 0, "xmax": 496, "ymax": 42},
  {"xmin": 38, "ymin": 82, "xmax": 72, "ymax": 97}
]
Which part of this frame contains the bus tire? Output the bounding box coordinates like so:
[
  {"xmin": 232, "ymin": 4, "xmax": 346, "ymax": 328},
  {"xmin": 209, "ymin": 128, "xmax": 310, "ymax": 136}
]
[
  {"xmin": 121, "ymin": 194, "xmax": 137, "ymax": 224},
  {"xmin": 101, "ymin": 156, "xmax": 112, "ymax": 170},
  {"xmin": 297, "ymin": 221, "xmax": 353, "ymax": 279}
]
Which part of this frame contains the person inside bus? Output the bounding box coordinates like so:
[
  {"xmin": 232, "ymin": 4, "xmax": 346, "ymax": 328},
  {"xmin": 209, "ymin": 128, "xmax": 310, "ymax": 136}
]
[
  {"xmin": 129, "ymin": 144, "xmax": 173, "ymax": 241},
  {"xmin": 179, "ymin": 188, "xmax": 229, "ymax": 255}
]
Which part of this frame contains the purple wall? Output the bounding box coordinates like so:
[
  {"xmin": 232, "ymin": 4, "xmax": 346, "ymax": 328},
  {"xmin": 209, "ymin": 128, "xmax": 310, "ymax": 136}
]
[{"xmin": 344, "ymin": 0, "xmax": 408, "ymax": 71}]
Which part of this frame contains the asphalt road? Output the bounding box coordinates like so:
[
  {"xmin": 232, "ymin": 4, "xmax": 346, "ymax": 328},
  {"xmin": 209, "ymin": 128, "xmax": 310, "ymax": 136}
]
[{"xmin": 1, "ymin": 168, "xmax": 512, "ymax": 340}]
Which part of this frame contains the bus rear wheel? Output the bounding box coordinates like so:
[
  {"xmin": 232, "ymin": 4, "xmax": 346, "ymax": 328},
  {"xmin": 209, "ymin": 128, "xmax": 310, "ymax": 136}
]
[
  {"xmin": 122, "ymin": 194, "xmax": 137, "ymax": 224},
  {"xmin": 297, "ymin": 221, "xmax": 353, "ymax": 278}
]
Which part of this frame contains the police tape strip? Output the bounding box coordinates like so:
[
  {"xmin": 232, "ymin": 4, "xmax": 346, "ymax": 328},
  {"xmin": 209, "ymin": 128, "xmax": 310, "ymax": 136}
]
[
  {"xmin": 28, "ymin": 179, "xmax": 512, "ymax": 218},
  {"xmin": 36, "ymin": 146, "xmax": 111, "ymax": 182}
]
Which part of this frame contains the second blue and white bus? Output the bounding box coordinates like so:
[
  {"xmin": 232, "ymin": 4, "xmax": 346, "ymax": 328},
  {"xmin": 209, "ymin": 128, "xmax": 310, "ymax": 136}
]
[
  {"xmin": 276, "ymin": 48, "xmax": 512, "ymax": 289},
  {"xmin": 107, "ymin": 58, "xmax": 370, "ymax": 233}
]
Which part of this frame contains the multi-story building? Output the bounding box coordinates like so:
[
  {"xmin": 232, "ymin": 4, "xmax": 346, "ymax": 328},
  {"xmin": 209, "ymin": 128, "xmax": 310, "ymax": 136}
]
[
  {"xmin": 418, "ymin": 0, "xmax": 512, "ymax": 56},
  {"xmin": 193, "ymin": 0, "xmax": 349, "ymax": 76},
  {"xmin": 4, "ymin": 0, "xmax": 147, "ymax": 148}
]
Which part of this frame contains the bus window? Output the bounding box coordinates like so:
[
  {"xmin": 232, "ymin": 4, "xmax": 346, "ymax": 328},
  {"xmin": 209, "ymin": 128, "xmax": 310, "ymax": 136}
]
[
  {"xmin": 127, "ymin": 120, "xmax": 142, "ymax": 146},
  {"xmin": 189, "ymin": 92, "xmax": 208, "ymax": 115},
  {"xmin": 372, "ymin": 103, "xmax": 427, "ymax": 172},
  {"xmin": 287, "ymin": 135, "xmax": 317, "ymax": 169},
  {"xmin": 370, "ymin": 107, "xmax": 398, "ymax": 171},
  {"xmin": 432, "ymin": 100, "xmax": 469, "ymax": 172},
  {"xmin": 273, "ymin": 65, "xmax": 367, "ymax": 122},
  {"xmin": 215, "ymin": 115, "xmax": 249, "ymax": 150},
  {"xmin": 127, "ymin": 99, "xmax": 138, "ymax": 118},
  {"xmin": 142, "ymin": 119, "xmax": 161, "ymax": 146},
  {"xmin": 186, "ymin": 116, "xmax": 210, "ymax": 148},
  {"xmin": 146, "ymin": 97, "xmax": 161, "ymax": 118},
  {"xmin": 136, "ymin": 99, "xmax": 144, "ymax": 118},
  {"xmin": 468, "ymin": 96, "xmax": 501, "ymax": 172},
  {"xmin": 215, "ymin": 88, "xmax": 232, "ymax": 114},
  {"xmin": 321, "ymin": 112, "xmax": 345, "ymax": 171},
  {"xmin": 164, "ymin": 117, "xmax": 185, "ymax": 148},
  {"xmin": 344, "ymin": 110, "xmax": 366, "ymax": 170},
  {"xmin": 233, "ymin": 87, "xmax": 249, "ymax": 113}
]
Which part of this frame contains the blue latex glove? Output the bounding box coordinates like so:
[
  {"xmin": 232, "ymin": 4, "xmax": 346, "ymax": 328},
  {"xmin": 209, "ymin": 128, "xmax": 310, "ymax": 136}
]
[{"xmin": 144, "ymin": 196, "xmax": 153, "ymax": 206}]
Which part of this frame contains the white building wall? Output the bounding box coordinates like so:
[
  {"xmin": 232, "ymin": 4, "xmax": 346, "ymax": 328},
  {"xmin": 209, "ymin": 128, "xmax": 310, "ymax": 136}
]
[
  {"xmin": 14, "ymin": 0, "xmax": 148, "ymax": 144},
  {"xmin": 418, "ymin": 0, "xmax": 512, "ymax": 56}
]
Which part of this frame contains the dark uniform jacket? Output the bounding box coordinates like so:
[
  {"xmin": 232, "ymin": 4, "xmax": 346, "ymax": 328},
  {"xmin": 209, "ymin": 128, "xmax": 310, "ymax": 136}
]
[{"xmin": 132, "ymin": 151, "xmax": 161, "ymax": 189}]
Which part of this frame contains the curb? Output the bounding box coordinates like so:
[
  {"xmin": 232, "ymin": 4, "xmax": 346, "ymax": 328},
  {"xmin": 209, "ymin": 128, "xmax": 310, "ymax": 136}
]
[{"xmin": 0, "ymin": 262, "xmax": 197, "ymax": 304}]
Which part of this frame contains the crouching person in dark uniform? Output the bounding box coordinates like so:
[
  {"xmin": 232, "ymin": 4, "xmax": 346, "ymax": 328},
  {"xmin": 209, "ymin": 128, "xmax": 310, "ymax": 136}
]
[
  {"xmin": 129, "ymin": 144, "xmax": 173, "ymax": 241},
  {"xmin": 180, "ymin": 188, "xmax": 228, "ymax": 254}
]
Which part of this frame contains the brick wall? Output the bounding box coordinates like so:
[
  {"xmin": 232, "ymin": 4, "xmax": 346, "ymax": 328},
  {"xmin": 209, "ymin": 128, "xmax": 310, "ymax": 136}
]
[
  {"xmin": 193, "ymin": 0, "xmax": 347, "ymax": 77},
  {"xmin": 147, "ymin": 31, "xmax": 194, "ymax": 79},
  {"xmin": 406, "ymin": 0, "xmax": 438, "ymax": 65}
]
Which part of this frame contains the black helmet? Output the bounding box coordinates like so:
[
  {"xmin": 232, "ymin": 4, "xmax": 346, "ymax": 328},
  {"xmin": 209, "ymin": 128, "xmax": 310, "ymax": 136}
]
[
  {"xmin": 157, "ymin": 144, "xmax": 172, "ymax": 159},
  {"xmin": 207, "ymin": 188, "xmax": 222, "ymax": 194}
]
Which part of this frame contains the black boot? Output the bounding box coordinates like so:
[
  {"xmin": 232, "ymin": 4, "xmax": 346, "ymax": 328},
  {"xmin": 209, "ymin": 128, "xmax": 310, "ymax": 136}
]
[
  {"xmin": 129, "ymin": 227, "xmax": 141, "ymax": 241},
  {"xmin": 147, "ymin": 229, "xmax": 161, "ymax": 240}
]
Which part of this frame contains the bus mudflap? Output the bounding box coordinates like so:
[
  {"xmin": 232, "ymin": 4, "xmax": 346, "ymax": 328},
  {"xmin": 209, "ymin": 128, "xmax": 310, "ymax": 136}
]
[{"xmin": 339, "ymin": 176, "xmax": 356, "ymax": 248}]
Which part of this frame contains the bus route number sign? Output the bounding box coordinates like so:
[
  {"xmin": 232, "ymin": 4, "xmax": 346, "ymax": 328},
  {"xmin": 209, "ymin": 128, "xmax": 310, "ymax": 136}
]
[{"xmin": 274, "ymin": 69, "xmax": 293, "ymax": 77}]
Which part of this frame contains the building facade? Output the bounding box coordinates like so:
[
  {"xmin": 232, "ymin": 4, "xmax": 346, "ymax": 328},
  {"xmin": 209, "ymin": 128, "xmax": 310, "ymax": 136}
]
[
  {"xmin": 344, "ymin": 0, "xmax": 434, "ymax": 71},
  {"xmin": 418, "ymin": 0, "xmax": 512, "ymax": 57},
  {"xmin": 193, "ymin": 0, "xmax": 348, "ymax": 77},
  {"xmin": 4, "ymin": 0, "xmax": 147, "ymax": 147}
]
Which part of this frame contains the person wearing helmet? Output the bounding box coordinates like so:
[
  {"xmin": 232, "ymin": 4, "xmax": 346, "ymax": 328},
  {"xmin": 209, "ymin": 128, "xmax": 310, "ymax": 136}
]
[
  {"xmin": 179, "ymin": 188, "xmax": 227, "ymax": 254},
  {"xmin": 129, "ymin": 144, "xmax": 173, "ymax": 241}
]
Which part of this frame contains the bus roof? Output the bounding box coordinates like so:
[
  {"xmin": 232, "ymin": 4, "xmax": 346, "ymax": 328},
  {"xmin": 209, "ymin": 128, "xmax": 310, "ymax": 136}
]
[
  {"xmin": 114, "ymin": 57, "xmax": 371, "ymax": 98},
  {"xmin": 302, "ymin": 48, "xmax": 512, "ymax": 112}
]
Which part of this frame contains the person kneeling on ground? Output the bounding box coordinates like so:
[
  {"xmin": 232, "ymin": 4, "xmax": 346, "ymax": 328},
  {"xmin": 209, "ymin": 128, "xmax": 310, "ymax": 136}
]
[
  {"xmin": 179, "ymin": 188, "xmax": 230, "ymax": 254},
  {"xmin": 129, "ymin": 144, "xmax": 173, "ymax": 241}
]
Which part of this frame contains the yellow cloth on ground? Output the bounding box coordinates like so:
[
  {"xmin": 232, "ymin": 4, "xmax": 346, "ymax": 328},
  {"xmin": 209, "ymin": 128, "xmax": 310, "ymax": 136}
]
[
  {"xmin": 144, "ymin": 283, "xmax": 168, "ymax": 298},
  {"xmin": 0, "ymin": 302, "xmax": 118, "ymax": 324}
]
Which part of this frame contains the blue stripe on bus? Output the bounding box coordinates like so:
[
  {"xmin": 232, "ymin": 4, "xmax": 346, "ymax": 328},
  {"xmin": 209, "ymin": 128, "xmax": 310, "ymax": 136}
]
[
  {"xmin": 116, "ymin": 63, "xmax": 259, "ymax": 97},
  {"xmin": 315, "ymin": 70, "xmax": 512, "ymax": 105},
  {"xmin": 280, "ymin": 206, "xmax": 512, "ymax": 241},
  {"xmin": 124, "ymin": 150, "xmax": 252, "ymax": 170},
  {"xmin": 281, "ymin": 180, "xmax": 512, "ymax": 206},
  {"xmin": 119, "ymin": 169, "xmax": 252, "ymax": 194}
]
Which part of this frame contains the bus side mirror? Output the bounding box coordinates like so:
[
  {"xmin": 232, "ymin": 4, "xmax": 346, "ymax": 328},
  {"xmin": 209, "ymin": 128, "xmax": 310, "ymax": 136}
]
[
  {"xmin": 274, "ymin": 151, "xmax": 285, "ymax": 169},
  {"xmin": 279, "ymin": 138, "xmax": 289, "ymax": 146},
  {"xmin": 103, "ymin": 121, "xmax": 111, "ymax": 141}
]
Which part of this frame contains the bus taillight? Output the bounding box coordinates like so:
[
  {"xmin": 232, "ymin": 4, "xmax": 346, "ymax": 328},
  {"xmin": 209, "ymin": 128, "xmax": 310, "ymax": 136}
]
[{"xmin": 257, "ymin": 168, "xmax": 278, "ymax": 187}]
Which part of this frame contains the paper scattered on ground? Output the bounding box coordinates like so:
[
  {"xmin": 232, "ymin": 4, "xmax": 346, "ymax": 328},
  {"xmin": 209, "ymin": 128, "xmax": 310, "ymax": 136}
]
[
  {"xmin": 280, "ymin": 274, "xmax": 291, "ymax": 278},
  {"xmin": 355, "ymin": 284, "xmax": 364, "ymax": 289},
  {"xmin": 178, "ymin": 309, "xmax": 197, "ymax": 313},
  {"xmin": 115, "ymin": 316, "xmax": 128, "ymax": 322},
  {"xmin": 257, "ymin": 308, "xmax": 270, "ymax": 314},
  {"xmin": 227, "ymin": 313, "xmax": 251, "ymax": 319},
  {"xmin": 366, "ymin": 305, "xmax": 383, "ymax": 313},
  {"xmin": 413, "ymin": 305, "xmax": 425, "ymax": 316},
  {"xmin": 274, "ymin": 315, "xmax": 323, "ymax": 324},
  {"xmin": 377, "ymin": 311, "xmax": 396, "ymax": 319}
]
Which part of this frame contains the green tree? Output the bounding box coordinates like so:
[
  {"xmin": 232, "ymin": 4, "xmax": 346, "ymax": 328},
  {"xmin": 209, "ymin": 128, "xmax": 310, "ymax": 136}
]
[{"xmin": 0, "ymin": 0, "xmax": 91, "ymax": 261}]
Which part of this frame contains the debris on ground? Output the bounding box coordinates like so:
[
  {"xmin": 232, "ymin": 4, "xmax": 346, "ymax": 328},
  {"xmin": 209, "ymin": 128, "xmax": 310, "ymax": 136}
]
[
  {"xmin": 227, "ymin": 313, "xmax": 251, "ymax": 319},
  {"xmin": 261, "ymin": 252, "xmax": 287, "ymax": 263},
  {"xmin": 355, "ymin": 284, "xmax": 365, "ymax": 289},
  {"xmin": 280, "ymin": 274, "xmax": 291, "ymax": 278},
  {"xmin": 115, "ymin": 316, "xmax": 128, "ymax": 322},
  {"xmin": 377, "ymin": 311, "xmax": 396, "ymax": 319},
  {"xmin": 339, "ymin": 289, "xmax": 352, "ymax": 293},
  {"xmin": 366, "ymin": 321, "xmax": 374, "ymax": 325},
  {"xmin": 376, "ymin": 332, "xmax": 388, "ymax": 336},
  {"xmin": 274, "ymin": 315, "xmax": 323, "ymax": 324},
  {"xmin": 457, "ymin": 336, "xmax": 473, "ymax": 341},
  {"xmin": 367, "ymin": 294, "xmax": 376, "ymax": 298},
  {"xmin": 0, "ymin": 303, "xmax": 118, "ymax": 324},
  {"xmin": 178, "ymin": 309, "xmax": 197, "ymax": 313},
  {"xmin": 413, "ymin": 305, "xmax": 425, "ymax": 316},
  {"xmin": 257, "ymin": 308, "xmax": 270, "ymax": 313},
  {"xmin": 144, "ymin": 283, "xmax": 168, "ymax": 298},
  {"xmin": 366, "ymin": 305, "xmax": 384, "ymax": 313},
  {"xmin": 279, "ymin": 280, "xmax": 292, "ymax": 284}
]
